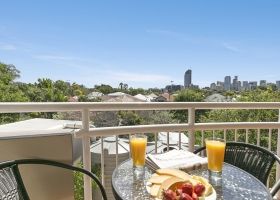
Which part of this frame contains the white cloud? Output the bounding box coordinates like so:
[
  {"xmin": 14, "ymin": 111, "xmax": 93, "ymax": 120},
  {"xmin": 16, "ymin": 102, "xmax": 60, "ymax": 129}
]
[
  {"xmin": 0, "ymin": 44, "xmax": 16, "ymax": 51},
  {"xmin": 222, "ymin": 42, "xmax": 240, "ymax": 52}
]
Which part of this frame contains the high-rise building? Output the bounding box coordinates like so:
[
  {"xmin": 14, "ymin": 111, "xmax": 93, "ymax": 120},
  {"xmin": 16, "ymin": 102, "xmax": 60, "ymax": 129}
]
[
  {"xmin": 276, "ymin": 81, "xmax": 280, "ymax": 90},
  {"xmin": 260, "ymin": 80, "xmax": 267, "ymax": 87},
  {"xmin": 184, "ymin": 69, "xmax": 192, "ymax": 88},
  {"xmin": 249, "ymin": 81, "xmax": 258, "ymax": 90},
  {"xmin": 232, "ymin": 76, "xmax": 239, "ymax": 91},
  {"xmin": 242, "ymin": 81, "xmax": 250, "ymax": 91},
  {"xmin": 224, "ymin": 76, "xmax": 231, "ymax": 91},
  {"xmin": 210, "ymin": 83, "xmax": 216, "ymax": 90},
  {"xmin": 216, "ymin": 81, "xmax": 224, "ymax": 91}
]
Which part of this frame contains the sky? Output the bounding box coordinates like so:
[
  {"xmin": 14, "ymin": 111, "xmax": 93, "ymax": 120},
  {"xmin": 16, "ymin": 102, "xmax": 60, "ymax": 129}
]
[{"xmin": 1, "ymin": 1, "xmax": 280, "ymax": 89}]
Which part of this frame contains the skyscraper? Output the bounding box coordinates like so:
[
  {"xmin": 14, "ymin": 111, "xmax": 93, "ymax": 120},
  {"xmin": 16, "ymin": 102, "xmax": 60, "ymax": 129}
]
[
  {"xmin": 224, "ymin": 76, "xmax": 231, "ymax": 91},
  {"xmin": 232, "ymin": 76, "xmax": 239, "ymax": 91},
  {"xmin": 184, "ymin": 69, "xmax": 192, "ymax": 88}
]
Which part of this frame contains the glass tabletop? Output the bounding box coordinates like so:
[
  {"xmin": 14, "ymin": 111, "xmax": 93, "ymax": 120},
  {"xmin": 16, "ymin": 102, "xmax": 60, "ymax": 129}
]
[{"xmin": 111, "ymin": 159, "xmax": 272, "ymax": 200}]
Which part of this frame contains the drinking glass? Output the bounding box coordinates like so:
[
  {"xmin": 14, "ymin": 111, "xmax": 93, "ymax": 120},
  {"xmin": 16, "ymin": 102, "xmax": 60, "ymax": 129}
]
[
  {"xmin": 205, "ymin": 138, "xmax": 225, "ymax": 180},
  {"xmin": 130, "ymin": 134, "xmax": 147, "ymax": 167}
]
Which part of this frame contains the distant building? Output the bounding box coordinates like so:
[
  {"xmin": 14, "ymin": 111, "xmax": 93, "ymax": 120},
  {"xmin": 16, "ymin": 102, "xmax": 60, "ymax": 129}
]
[
  {"xmin": 237, "ymin": 81, "xmax": 241, "ymax": 91},
  {"xmin": 184, "ymin": 69, "xmax": 192, "ymax": 88},
  {"xmin": 210, "ymin": 83, "xmax": 216, "ymax": 90},
  {"xmin": 87, "ymin": 91, "xmax": 103, "ymax": 100},
  {"xmin": 224, "ymin": 76, "xmax": 231, "ymax": 91},
  {"xmin": 276, "ymin": 81, "xmax": 280, "ymax": 90},
  {"xmin": 216, "ymin": 81, "xmax": 224, "ymax": 91},
  {"xmin": 249, "ymin": 81, "xmax": 258, "ymax": 90},
  {"xmin": 107, "ymin": 92, "xmax": 126, "ymax": 97},
  {"xmin": 260, "ymin": 80, "xmax": 267, "ymax": 87},
  {"xmin": 232, "ymin": 76, "xmax": 239, "ymax": 91},
  {"xmin": 242, "ymin": 81, "xmax": 250, "ymax": 91},
  {"xmin": 191, "ymin": 85, "xmax": 199, "ymax": 89}
]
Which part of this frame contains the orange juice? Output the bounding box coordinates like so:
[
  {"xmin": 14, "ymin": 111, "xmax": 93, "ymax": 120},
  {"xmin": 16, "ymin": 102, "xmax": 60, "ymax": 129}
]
[
  {"xmin": 206, "ymin": 139, "xmax": 225, "ymax": 172},
  {"xmin": 130, "ymin": 136, "xmax": 147, "ymax": 167}
]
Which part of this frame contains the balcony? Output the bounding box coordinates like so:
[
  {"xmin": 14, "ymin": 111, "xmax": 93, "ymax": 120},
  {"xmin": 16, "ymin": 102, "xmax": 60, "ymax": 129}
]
[{"xmin": 0, "ymin": 102, "xmax": 280, "ymax": 200}]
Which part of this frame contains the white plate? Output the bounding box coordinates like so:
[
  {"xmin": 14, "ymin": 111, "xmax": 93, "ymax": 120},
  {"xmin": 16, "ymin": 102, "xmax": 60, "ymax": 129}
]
[{"xmin": 146, "ymin": 182, "xmax": 217, "ymax": 200}]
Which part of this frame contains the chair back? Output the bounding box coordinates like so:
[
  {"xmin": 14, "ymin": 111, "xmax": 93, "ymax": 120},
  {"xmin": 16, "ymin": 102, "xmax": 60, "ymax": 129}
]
[
  {"xmin": 0, "ymin": 159, "xmax": 107, "ymax": 200},
  {"xmin": 0, "ymin": 161, "xmax": 29, "ymax": 200},
  {"xmin": 225, "ymin": 142, "xmax": 276, "ymax": 185}
]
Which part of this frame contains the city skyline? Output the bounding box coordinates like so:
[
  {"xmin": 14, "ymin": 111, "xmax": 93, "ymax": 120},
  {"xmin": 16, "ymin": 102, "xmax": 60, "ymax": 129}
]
[{"xmin": 1, "ymin": 1, "xmax": 280, "ymax": 89}]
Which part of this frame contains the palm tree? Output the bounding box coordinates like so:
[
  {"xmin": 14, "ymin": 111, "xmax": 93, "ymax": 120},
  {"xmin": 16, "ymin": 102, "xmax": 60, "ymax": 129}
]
[
  {"xmin": 119, "ymin": 82, "xmax": 124, "ymax": 90},
  {"xmin": 123, "ymin": 83, "xmax": 128, "ymax": 90}
]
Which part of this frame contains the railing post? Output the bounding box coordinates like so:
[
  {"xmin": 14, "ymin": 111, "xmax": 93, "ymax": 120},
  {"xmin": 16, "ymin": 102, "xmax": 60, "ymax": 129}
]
[
  {"xmin": 188, "ymin": 107, "xmax": 195, "ymax": 152},
  {"xmin": 276, "ymin": 110, "xmax": 280, "ymax": 199},
  {"xmin": 82, "ymin": 109, "xmax": 92, "ymax": 200}
]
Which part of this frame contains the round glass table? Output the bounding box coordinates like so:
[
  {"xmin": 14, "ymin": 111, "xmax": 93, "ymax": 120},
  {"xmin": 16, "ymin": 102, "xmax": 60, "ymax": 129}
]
[{"xmin": 111, "ymin": 159, "xmax": 272, "ymax": 200}]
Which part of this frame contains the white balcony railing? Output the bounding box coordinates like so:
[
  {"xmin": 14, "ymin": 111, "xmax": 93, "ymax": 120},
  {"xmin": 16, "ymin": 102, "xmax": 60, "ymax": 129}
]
[{"xmin": 0, "ymin": 102, "xmax": 280, "ymax": 200}]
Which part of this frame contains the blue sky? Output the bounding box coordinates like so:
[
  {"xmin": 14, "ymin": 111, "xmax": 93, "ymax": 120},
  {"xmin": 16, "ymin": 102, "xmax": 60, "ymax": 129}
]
[{"xmin": 1, "ymin": 1, "xmax": 280, "ymax": 88}]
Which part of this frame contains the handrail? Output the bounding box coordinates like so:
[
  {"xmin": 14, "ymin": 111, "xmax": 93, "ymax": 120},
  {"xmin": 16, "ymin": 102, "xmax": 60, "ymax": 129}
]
[
  {"xmin": 75, "ymin": 122, "xmax": 280, "ymax": 137},
  {"xmin": 1, "ymin": 102, "xmax": 280, "ymax": 113}
]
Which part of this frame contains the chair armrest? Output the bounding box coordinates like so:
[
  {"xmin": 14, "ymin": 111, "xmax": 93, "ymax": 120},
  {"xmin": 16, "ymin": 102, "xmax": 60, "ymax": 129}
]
[{"xmin": 193, "ymin": 146, "xmax": 206, "ymax": 154}]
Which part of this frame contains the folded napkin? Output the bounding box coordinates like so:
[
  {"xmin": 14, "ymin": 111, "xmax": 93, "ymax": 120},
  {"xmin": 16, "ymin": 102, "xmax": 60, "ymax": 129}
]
[{"xmin": 146, "ymin": 149, "xmax": 208, "ymax": 172}]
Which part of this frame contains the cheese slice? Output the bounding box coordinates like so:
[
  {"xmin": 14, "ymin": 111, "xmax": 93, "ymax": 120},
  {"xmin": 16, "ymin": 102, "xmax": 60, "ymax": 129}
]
[
  {"xmin": 148, "ymin": 175, "xmax": 172, "ymax": 184},
  {"xmin": 156, "ymin": 168, "xmax": 191, "ymax": 181},
  {"xmin": 150, "ymin": 184, "xmax": 161, "ymax": 197}
]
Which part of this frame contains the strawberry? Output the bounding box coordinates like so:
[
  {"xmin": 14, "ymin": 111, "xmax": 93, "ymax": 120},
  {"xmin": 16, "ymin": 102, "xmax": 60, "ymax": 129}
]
[
  {"xmin": 179, "ymin": 193, "xmax": 193, "ymax": 200},
  {"xmin": 192, "ymin": 192, "xmax": 198, "ymax": 200},
  {"xmin": 163, "ymin": 189, "xmax": 177, "ymax": 200},
  {"xmin": 193, "ymin": 183, "xmax": 205, "ymax": 197},
  {"xmin": 176, "ymin": 188, "xmax": 183, "ymax": 196},
  {"xmin": 181, "ymin": 182, "xmax": 193, "ymax": 196}
]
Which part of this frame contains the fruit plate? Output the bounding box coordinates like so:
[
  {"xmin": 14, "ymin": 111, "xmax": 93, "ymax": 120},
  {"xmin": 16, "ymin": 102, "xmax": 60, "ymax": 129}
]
[{"xmin": 146, "ymin": 182, "xmax": 217, "ymax": 200}]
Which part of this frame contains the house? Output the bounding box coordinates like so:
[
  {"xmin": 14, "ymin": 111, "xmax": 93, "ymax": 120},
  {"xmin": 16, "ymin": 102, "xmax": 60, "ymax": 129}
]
[{"xmin": 87, "ymin": 91, "xmax": 103, "ymax": 100}]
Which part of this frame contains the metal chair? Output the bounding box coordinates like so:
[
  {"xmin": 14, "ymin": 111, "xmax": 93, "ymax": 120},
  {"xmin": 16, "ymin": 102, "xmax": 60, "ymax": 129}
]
[
  {"xmin": 193, "ymin": 142, "xmax": 280, "ymax": 197},
  {"xmin": 0, "ymin": 159, "xmax": 107, "ymax": 200}
]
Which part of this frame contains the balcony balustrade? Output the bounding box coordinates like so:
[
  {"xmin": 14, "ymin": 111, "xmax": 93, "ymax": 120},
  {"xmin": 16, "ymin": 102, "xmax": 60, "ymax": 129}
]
[{"xmin": 0, "ymin": 102, "xmax": 280, "ymax": 200}]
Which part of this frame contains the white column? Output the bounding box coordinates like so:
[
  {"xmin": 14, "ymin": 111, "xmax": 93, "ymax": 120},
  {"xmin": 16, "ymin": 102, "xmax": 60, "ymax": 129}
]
[
  {"xmin": 188, "ymin": 107, "xmax": 195, "ymax": 152},
  {"xmin": 276, "ymin": 109, "xmax": 280, "ymax": 198},
  {"xmin": 82, "ymin": 109, "xmax": 92, "ymax": 200}
]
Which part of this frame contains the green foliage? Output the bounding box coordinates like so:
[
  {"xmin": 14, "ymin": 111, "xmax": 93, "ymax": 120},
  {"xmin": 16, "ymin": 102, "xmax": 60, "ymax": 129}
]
[
  {"xmin": 94, "ymin": 84, "xmax": 114, "ymax": 94},
  {"xmin": 238, "ymin": 87, "xmax": 280, "ymax": 102},
  {"xmin": 118, "ymin": 111, "xmax": 143, "ymax": 126},
  {"xmin": 175, "ymin": 89, "xmax": 205, "ymax": 102},
  {"xmin": 74, "ymin": 162, "xmax": 101, "ymax": 200},
  {"xmin": 173, "ymin": 89, "xmax": 205, "ymax": 123}
]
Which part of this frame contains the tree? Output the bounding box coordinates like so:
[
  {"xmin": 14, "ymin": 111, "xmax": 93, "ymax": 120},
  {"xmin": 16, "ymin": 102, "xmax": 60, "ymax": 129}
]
[
  {"xmin": 199, "ymin": 88, "xmax": 280, "ymax": 150},
  {"xmin": 173, "ymin": 89, "xmax": 205, "ymax": 123},
  {"xmin": 94, "ymin": 84, "xmax": 113, "ymax": 94},
  {"xmin": 123, "ymin": 83, "xmax": 128, "ymax": 90},
  {"xmin": 119, "ymin": 82, "xmax": 124, "ymax": 90},
  {"xmin": 0, "ymin": 62, "xmax": 28, "ymax": 123},
  {"xmin": 118, "ymin": 111, "xmax": 143, "ymax": 126}
]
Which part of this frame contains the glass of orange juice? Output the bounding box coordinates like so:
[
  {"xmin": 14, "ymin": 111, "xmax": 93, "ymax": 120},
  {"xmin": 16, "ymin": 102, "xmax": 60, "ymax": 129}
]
[
  {"xmin": 205, "ymin": 138, "xmax": 225, "ymax": 179},
  {"xmin": 130, "ymin": 134, "xmax": 147, "ymax": 168}
]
